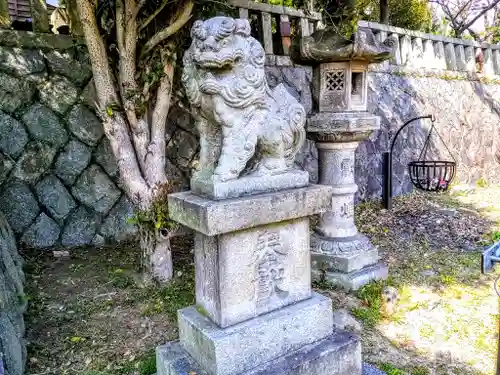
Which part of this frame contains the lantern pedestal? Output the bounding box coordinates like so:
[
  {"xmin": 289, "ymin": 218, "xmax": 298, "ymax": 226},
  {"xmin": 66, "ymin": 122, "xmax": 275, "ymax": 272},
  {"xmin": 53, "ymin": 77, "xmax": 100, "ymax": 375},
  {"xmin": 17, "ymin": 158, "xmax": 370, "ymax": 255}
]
[{"xmin": 308, "ymin": 114, "xmax": 387, "ymax": 291}]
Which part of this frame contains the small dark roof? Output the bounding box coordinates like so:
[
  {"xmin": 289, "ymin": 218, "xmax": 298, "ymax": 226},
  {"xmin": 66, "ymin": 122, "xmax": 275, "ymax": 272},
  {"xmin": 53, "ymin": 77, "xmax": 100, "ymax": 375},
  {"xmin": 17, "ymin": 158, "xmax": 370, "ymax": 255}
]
[{"xmin": 8, "ymin": 0, "xmax": 56, "ymax": 23}]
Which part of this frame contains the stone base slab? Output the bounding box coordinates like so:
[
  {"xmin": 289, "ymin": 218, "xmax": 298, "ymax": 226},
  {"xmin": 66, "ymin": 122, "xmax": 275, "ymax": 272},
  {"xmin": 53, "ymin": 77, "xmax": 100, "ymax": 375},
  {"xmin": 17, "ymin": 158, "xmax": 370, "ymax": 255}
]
[
  {"xmin": 157, "ymin": 332, "xmax": 361, "ymax": 375},
  {"xmin": 168, "ymin": 185, "xmax": 333, "ymax": 236},
  {"xmin": 311, "ymin": 233, "xmax": 380, "ymax": 273},
  {"xmin": 178, "ymin": 293, "xmax": 334, "ymax": 375},
  {"xmin": 191, "ymin": 170, "xmax": 309, "ymax": 200},
  {"xmin": 313, "ymin": 263, "xmax": 388, "ymax": 291}
]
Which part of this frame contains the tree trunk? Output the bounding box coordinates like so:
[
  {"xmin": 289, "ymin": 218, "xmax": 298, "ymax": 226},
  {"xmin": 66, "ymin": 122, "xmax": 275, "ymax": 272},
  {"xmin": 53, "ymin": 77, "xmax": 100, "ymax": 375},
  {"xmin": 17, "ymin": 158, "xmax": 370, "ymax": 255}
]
[
  {"xmin": 30, "ymin": 0, "xmax": 49, "ymax": 33},
  {"xmin": 0, "ymin": 0, "xmax": 10, "ymax": 28},
  {"xmin": 66, "ymin": 0, "xmax": 83, "ymax": 36},
  {"xmin": 380, "ymin": 0, "xmax": 389, "ymax": 24},
  {"xmin": 139, "ymin": 225, "xmax": 173, "ymax": 284}
]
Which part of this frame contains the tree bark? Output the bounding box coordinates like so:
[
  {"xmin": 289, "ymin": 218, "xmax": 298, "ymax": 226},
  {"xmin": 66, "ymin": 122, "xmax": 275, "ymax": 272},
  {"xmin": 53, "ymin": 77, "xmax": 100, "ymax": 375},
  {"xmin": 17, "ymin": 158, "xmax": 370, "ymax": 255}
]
[
  {"xmin": 380, "ymin": 0, "xmax": 389, "ymax": 24},
  {"xmin": 140, "ymin": 226, "xmax": 174, "ymax": 283},
  {"xmin": 30, "ymin": 0, "xmax": 49, "ymax": 33},
  {"xmin": 0, "ymin": 0, "xmax": 10, "ymax": 28},
  {"xmin": 66, "ymin": 0, "xmax": 83, "ymax": 36}
]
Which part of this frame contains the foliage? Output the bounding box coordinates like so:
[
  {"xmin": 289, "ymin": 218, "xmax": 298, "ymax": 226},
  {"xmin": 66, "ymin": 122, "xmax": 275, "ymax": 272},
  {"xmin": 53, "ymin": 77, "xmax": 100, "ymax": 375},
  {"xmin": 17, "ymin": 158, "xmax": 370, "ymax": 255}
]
[
  {"xmin": 352, "ymin": 281, "xmax": 385, "ymax": 327},
  {"xmin": 361, "ymin": 0, "xmax": 433, "ymax": 31},
  {"xmin": 127, "ymin": 182, "xmax": 179, "ymax": 232}
]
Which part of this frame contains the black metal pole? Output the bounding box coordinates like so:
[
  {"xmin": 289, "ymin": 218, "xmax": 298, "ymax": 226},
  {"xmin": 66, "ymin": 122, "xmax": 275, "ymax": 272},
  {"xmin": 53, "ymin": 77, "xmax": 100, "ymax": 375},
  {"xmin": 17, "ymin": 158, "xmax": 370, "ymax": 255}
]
[
  {"xmin": 497, "ymin": 314, "xmax": 500, "ymax": 375},
  {"xmin": 383, "ymin": 152, "xmax": 392, "ymax": 210},
  {"xmin": 381, "ymin": 115, "xmax": 434, "ymax": 210}
]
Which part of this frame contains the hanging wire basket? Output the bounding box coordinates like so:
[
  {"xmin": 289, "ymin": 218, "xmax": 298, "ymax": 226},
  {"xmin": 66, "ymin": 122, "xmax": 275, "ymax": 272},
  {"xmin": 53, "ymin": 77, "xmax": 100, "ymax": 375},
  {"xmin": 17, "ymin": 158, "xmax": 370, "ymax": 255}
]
[
  {"xmin": 407, "ymin": 118, "xmax": 456, "ymax": 192},
  {"xmin": 408, "ymin": 160, "xmax": 456, "ymax": 192}
]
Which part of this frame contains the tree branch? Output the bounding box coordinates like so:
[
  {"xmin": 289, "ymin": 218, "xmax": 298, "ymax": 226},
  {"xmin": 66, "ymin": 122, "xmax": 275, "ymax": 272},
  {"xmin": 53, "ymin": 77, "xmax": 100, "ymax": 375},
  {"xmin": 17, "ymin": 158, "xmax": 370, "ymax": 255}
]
[
  {"xmin": 145, "ymin": 49, "xmax": 174, "ymax": 186},
  {"xmin": 458, "ymin": 0, "xmax": 500, "ymax": 34},
  {"xmin": 138, "ymin": 0, "xmax": 173, "ymax": 32},
  {"xmin": 140, "ymin": 0, "xmax": 193, "ymax": 58},
  {"xmin": 117, "ymin": 0, "xmax": 150, "ymax": 174},
  {"xmin": 77, "ymin": 0, "xmax": 151, "ymax": 207}
]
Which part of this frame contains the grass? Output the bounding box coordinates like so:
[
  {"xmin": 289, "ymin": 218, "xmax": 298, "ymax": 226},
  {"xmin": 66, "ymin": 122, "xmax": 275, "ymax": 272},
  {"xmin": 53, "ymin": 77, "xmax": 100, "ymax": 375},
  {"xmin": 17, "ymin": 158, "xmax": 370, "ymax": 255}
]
[
  {"xmin": 317, "ymin": 188, "xmax": 500, "ymax": 375},
  {"xmin": 24, "ymin": 187, "xmax": 500, "ymax": 375},
  {"xmin": 24, "ymin": 237, "xmax": 194, "ymax": 375}
]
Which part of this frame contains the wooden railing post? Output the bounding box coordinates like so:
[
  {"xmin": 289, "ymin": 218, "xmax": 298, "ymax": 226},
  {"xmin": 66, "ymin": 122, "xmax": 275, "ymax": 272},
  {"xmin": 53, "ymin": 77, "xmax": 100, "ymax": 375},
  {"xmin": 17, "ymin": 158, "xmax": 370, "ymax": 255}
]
[
  {"xmin": 261, "ymin": 11, "xmax": 273, "ymax": 54},
  {"xmin": 0, "ymin": 0, "xmax": 10, "ymax": 28},
  {"xmin": 30, "ymin": 0, "xmax": 49, "ymax": 33},
  {"xmin": 239, "ymin": 7, "xmax": 249, "ymax": 19},
  {"xmin": 279, "ymin": 14, "xmax": 291, "ymax": 55}
]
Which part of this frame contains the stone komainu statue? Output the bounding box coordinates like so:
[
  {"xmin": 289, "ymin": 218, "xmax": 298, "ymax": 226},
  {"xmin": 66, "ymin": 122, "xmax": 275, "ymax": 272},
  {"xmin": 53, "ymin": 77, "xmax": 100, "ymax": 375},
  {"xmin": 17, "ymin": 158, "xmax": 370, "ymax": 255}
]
[{"xmin": 182, "ymin": 17, "xmax": 306, "ymax": 183}]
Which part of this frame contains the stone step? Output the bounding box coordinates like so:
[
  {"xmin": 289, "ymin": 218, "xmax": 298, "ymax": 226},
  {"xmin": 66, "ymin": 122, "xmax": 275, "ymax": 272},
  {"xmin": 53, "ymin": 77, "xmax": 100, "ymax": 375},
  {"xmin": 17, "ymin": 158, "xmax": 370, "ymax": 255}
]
[
  {"xmin": 177, "ymin": 293, "xmax": 334, "ymax": 375},
  {"xmin": 157, "ymin": 330, "xmax": 361, "ymax": 375}
]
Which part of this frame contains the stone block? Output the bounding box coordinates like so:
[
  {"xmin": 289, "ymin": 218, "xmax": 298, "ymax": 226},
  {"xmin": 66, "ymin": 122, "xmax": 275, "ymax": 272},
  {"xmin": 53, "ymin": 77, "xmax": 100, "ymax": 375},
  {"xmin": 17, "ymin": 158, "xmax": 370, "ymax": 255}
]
[
  {"xmin": 483, "ymin": 49, "xmax": 495, "ymax": 76},
  {"xmin": 444, "ymin": 43, "xmax": 457, "ymax": 71},
  {"xmin": 433, "ymin": 41, "xmax": 447, "ymax": 70},
  {"xmin": 191, "ymin": 170, "xmax": 309, "ymax": 200},
  {"xmin": 195, "ymin": 217, "xmax": 311, "ymax": 327},
  {"xmin": 157, "ymin": 331, "xmax": 361, "ymax": 375},
  {"xmin": 422, "ymin": 40, "xmax": 435, "ymax": 68},
  {"xmin": 35, "ymin": 175, "xmax": 76, "ymax": 222},
  {"xmin": 54, "ymin": 140, "xmax": 92, "ymax": 185},
  {"xmin": 311, "ymin": 240, "xmax": 380, "ymax": 272},
  {"xmin": 0, "ymin": 72, "xmax": 36, "ymax": 114},
  {"xmin": 91, "ymin": 233, "xmax": 105, "ymax": 246},
  {"xmin": 332, "ymin": 308, "xmax": 362, "ymax": 333},
  {"xmin": 455, "ymin": 45, "xmax": 466, "ymax": 71},
  {"xmin": 410, "ymin": 37, "xmax": 423, "ymax": 67},
  {"xmin": 72, "ymin": 165, "xmax": 121, "ymax": 214},
  {"xmin": 389, "ymin": 33, "xmax": 401, "ymax": 65},
  {"xmin": 100, "ymin": 196, "xmax": 137, "ymax": 242},
  {"xmin": 12, "ymin": 142, "xmax": 57, "ymax": 185},
  {"xmin": 44, "ymin": 50, "xmax": 92, "ymax": 86},
  {"xmin": 61, "ymin": 206, "xmax": 98, "ymax": 246},
  {"xmin": 79, "ymin": 79, "xmax": 97, "ymax": 108},
  {"xmin": 22, "ymin": 103, "xmax": 68, "ymax": 147},
  {"xmin": 464, "ymin": 46, "xmax": 476, "ymax": 72},
  {"xmin": 313, "ymin": 262, "xmax": 388, "ymax": 291},
  {"xmin": 178, "ymin": 293, "xmax": 334, "ymax": 375},
  {"xmin": 0, "ymin": 89, "xmax": 23, "ymax": 114},
  {"xmin": 0, "ymin": 312, "xmax": 25, "ymax": 375},
  {"xmin": 67, "ymin": 104, "xmax": 104, "ymax": 146},
  {"xmin": 38, "ymin": 75, "xmax": 78, "ymax": 114},
  {"xmin": 168, "ymin": 185, "xmax": 333, "ymax": 236},
  {"xmin": 166, "ymin": 128, "xmax": 198, "ymax": 171},
  {"xmin": 0, "ymin": 180, "xmax": 39, "ymax": 233},
  {"xmin": 20, "ymin": 213, "xmax": 60, "ymax": 248},
  {"xmin": 94, "ymin": 137, "xmax": 118, "ymax": 178},
  {"xmin": 399, "ymin": 35, "xmax": 412, "ymax": 66},
  {"xmin": 0, "ymin": 153, "xmax": 14, "ymax": 186},
  {"xmin": 492, "ymin": 50, "xmax": 500, "ymax": 75},
  {"xmin": 0, "ymin": 111, "xmax": 28, "ymax": 158},
  {"xmin": 0, "ymin": 46, "xmax": 45, "ymax": 76}
]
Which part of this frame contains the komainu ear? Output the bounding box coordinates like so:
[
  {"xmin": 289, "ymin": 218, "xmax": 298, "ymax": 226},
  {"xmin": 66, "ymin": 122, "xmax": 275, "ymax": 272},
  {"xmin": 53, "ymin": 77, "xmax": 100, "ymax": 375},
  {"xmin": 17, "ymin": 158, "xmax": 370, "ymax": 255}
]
[
  {"xmin": 191, "ymin": 20, "xmax": 205, "ymax": 39},
  {"xmin": 234, "ymin": 18, "xmax": 251, "ymax": 36}
]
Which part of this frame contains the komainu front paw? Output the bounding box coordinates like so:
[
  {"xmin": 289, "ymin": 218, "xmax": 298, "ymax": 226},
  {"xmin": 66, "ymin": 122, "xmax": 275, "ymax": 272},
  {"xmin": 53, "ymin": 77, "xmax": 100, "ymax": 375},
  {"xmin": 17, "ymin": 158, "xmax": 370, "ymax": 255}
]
[{"xmin": 213, "ymin": 167, "xmax": 239, "ymax": 182}]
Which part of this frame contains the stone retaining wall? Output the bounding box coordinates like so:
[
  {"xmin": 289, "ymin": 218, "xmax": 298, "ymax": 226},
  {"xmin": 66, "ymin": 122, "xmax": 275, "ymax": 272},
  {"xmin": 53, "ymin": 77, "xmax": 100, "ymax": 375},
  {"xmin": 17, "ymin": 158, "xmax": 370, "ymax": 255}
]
[
  {"xmin": 0, "ymin": 211, "xmax": 26, "ymax": 375},
  {"xmin": 0, "ymin": 30, "xmax": 198, "ymax": 249}
]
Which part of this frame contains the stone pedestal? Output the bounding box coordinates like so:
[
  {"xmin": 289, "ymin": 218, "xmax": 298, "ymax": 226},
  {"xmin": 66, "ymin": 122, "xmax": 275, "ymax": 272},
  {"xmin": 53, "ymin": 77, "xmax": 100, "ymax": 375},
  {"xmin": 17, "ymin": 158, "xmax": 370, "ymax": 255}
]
[
  {"xmin": 157, "ymin": 185, "xmax": 362, "ymax": 375},
  {"xmin": 308, "ymin": 113, "xmax": 388, "ymax": 291}
]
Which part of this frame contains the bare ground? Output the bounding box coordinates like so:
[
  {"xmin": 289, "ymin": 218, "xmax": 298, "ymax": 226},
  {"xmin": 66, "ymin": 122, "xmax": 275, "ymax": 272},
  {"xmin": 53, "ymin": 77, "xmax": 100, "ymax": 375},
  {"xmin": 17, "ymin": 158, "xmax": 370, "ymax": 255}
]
[{"xmin": 23, "ymin": 187, "xmax": 500, "ymax": 375}]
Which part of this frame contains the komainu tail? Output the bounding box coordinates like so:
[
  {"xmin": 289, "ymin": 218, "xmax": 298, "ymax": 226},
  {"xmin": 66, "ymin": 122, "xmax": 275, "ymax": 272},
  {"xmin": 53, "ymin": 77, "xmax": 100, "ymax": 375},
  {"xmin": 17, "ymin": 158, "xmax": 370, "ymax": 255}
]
[{"xmin": 272, "ymin": 84, "xmax": 307, "ymax": 166}]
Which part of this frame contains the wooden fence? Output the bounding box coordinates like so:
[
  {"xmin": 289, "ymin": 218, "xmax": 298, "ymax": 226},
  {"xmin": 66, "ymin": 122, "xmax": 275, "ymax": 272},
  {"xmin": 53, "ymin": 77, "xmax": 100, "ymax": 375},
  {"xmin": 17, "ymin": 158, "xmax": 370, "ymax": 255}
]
[{"xmin": 228, "ymin": 0, "xmax": 320, "ymax": 65}]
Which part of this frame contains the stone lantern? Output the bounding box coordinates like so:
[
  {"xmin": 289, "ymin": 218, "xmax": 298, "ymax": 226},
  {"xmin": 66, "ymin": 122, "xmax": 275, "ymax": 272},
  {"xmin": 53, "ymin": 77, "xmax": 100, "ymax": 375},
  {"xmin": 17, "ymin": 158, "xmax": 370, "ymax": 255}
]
[{"xmin": 292, "ymin": 27, "xmax": 395, "ymax": 290}]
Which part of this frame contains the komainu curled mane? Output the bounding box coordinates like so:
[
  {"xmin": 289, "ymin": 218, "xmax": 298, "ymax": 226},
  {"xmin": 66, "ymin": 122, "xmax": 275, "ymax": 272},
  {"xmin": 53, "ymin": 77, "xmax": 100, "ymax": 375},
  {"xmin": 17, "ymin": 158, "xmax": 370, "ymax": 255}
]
[{"xmin": 182, "ymin": 17, "xmax": 306, "ymax": 182}]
